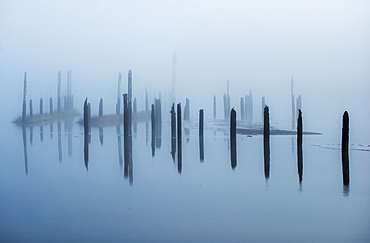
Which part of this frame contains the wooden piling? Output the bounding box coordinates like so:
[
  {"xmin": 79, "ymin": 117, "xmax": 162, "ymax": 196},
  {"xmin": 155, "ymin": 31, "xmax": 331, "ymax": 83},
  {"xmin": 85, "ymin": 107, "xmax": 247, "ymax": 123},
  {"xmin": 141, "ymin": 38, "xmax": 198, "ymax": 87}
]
[
  {"xmin": 49, "ymin": 97, "xmax": 53, "ymax": 114},
  {"xmin": 230, "ymin": 108, "xmax": 237, "ymax": 169},
  {"xmin": 342, "ymin": 111, "xmax": 350, "ymax": 185},
  {"xmin": 83, "ymin": 99, "xmax": 89, "ymax": 169},
  {"xmin": 99, "ymin": 98, "xmax": 103, "ymax": 117},
  {"xmin": 263, "ymin": 105, "xmax": 270, "ymax": 179},
  {"xmin": 39, "ymin": 98, "xmax": 43, "ymax": 115},
  {"xmin": 22, "ymin": 72, "xmax": 27, "ymax": 123},
  {"xmin": 177, "ymin": 103, "xmax": 182, "ymax": 173},
  {"xmin": 199, "ymin": 109, "xmax": 204, "ymax": 161},
  {"xmin": 297, "ymin": 109, "xmax": 303, "ymax": 182},
  {"xmin": 29, "ymin": 99, "xmax": 33, "ymax": 117}
]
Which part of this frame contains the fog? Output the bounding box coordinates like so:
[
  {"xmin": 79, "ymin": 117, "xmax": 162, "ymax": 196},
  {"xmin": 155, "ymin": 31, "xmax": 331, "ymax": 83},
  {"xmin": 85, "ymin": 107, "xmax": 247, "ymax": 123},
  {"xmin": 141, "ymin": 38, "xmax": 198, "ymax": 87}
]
[{"xmin": 1, "ymin": 0, "xmax": 369, "ymax": 141}]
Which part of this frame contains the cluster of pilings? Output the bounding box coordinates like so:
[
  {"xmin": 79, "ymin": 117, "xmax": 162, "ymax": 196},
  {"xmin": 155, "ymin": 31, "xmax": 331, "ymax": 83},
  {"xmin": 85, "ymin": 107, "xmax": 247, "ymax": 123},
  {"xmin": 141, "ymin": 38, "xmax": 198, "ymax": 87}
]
[{"xmin": 20, "ymin": 71, "xmax": 75, "ymax": 124}]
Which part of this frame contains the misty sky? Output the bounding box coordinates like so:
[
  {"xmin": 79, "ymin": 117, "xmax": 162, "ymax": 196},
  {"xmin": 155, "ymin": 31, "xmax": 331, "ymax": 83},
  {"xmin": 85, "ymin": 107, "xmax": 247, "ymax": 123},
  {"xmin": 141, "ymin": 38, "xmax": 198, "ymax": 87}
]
[{"xmin": 0, "ymin": 0, "xmax": 369, "ymax": 140}]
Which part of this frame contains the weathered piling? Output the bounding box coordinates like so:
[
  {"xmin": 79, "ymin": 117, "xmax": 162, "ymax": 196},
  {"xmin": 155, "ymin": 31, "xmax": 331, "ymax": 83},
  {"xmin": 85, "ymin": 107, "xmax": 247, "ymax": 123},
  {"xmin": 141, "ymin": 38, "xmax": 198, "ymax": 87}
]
[
  {"xmin": 184, "ymin": 98, "xmax": 190, "ymax": 121},
  {"xmin": 297, "ymin": 109, "xmax": 303, "ymax": 182},
  {"xmin": 230, "ymin": 108, "xmax": 237, "ymax": 169},
  {"xmin": 57, "ymin": 71, "xmax": 62, "ymax": 113},
  {"xmin": 116, "ymin": 72, "xmax": 122, "ymax": 115},
  {"xmin": 39, "ymin": 98, "xmax": 43, "ymax": 115},
  {"xmin": 29, "ymin": 99, "xmax": 33, "ymax": 117},
  {"xmin": 199, "ymin": 109, "xmax": 204, "ymax": 161},
  {"xmin": 145, "ymin": 87, "xmax": 149, "ymax": 112},
  {"xmin": 87, "ymin": 102, "xmax": 91, "ymax": 140},
  {"xmin": 177, "ymin": 103, "xmax": 182, "ymax": 173},
  {"xmin": 99, "ymin": 98, "xmax": 103, "ymax": 117},
  {"xmin": 99, "ymin": 127, "xmax": 103, "ymax": 145},
  {"xmin": 49, "ymin": 97, "xmax": 53, "ymax": 114},
  {"xmin": 170, "ymin": 103, "xmax": 176, "ymax": 161},
  {"xmin": 263, "ymin": 105, "xmax": 270, "ymax": 179},
  {"xmin": 22, "ymin": 72, "xmax": 27, "ymax": 122},
  {"xmin": 240, "ymin": 97, "xmax": 245, "ymax": 121},
  {"xmin": 151, "ymin": 104, "xmax": 155, "ymax": 157},
  {"xmin": 291, "ymin": 77, "xmax": 295, "ymax": 129},
  {"xmin": 342, "ymin": 111, "xmax": 350, "ymax": 185},
  {"xmin": 213, "ymin": 95, "xmax": 216, "ymax": 119},
  {"xmin": 83, "ymin": 99, "xmax": 89, "ymax": 169},
  {"xmin": 154, "ymin": 98, "xmax": 162, "ymax": 148},
  {"xmin": 123, "ymin": 94, "xmax": 129, "ymax": 138}
]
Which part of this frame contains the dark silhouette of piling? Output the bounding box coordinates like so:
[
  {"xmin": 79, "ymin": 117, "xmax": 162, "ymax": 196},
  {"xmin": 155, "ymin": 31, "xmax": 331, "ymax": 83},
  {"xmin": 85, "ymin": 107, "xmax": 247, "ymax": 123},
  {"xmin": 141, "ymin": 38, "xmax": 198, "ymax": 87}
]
[
  {"xmin": 87, "ymin": 102, "xmax": 91, "ymax": 141},
  {"xmin": 151, "ymin": 104, "xmax": 155, "ymax": 156},
  {"xmin": 177, "ymin": 103, "xmax": 182, "ymax": 173},
  {"xmin": 39, "ymin": 98, "xmax": 43, "ymax": 115},
  {"xmin": 22, "ymin": 72, "xmax": 27, "ymax": 123},
  {"xmin": 170, "ymin": 103, "xmax": 176, "ymax": 161},
  {"xmin": 297, "ymin": 109, "xmax": 303, "ymax": 182},
  {"xmin": 123, "ymin": 93, "xmax": 133, "ymax": 185},
  {"xmin": 99, "ymin": 98, "xmax": 103, "ymax": 117},
  {"xmin": 230, "ymin": 108, "xmax": 237, "ymax": 169},
  {"xmin": 263, "ymin": 106, "xmax": 270, "ymax": 179},
  {"xmin": 49, "ymin": 98, "xmax": 53, "ymax": 114},
  {"xmin": 29, "ymin": 99, "xmax": 33, "ymax": 117},
  {"xmin": 213, "ymin": 95, "xmax": 216, "ymax": 119},
  {"xmin": 199, "ymin": 109, "xmax": 204, "ymax": 161},
  {"xmin": 342, "ymin": 111, "xmax": 350, "ymax": 185},
  {"xmin": 83, "ymin": 98, "xmax": 89, "ymax": 170},
  {"xmin": 57, "ymin": 71, "xmax": 62, "ymax": 113}
]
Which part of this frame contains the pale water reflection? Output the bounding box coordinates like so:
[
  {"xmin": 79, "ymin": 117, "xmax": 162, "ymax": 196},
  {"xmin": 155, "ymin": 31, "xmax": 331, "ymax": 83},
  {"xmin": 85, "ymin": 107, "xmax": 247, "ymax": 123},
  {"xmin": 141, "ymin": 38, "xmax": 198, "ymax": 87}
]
[{"xmin": 1, "ymin": 119, "xmax": 370, "ymax": 242}]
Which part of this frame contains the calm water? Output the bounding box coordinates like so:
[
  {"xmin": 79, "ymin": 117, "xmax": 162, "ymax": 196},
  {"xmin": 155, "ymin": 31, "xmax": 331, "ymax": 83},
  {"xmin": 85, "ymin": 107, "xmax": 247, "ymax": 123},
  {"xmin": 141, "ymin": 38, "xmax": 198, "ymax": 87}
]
[{"xmin": 0, "ymin": 119, "xmax": 369, "ymax": 242}]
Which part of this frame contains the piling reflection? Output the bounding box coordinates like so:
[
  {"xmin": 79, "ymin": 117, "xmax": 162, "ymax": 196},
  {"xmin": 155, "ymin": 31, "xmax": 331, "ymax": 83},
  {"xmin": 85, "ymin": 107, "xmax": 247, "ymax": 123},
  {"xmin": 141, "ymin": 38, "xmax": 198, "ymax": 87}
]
[
  {"xmin": 342, "ymin": 185, "xmax": 350, "ymax": 197},
  {"xmin": 116, "ymin": 125, "xmax": 123, "ymax": 169},
  {"xmin": 151, "ymin": 104, "xmax": 155, "ymax": 157},
  {"xmin": 99, "ymin": 126, "xmax": 104, "ymax": 145},
  {"xmin": 57, "ymin": 121, "xmax": 62, "ymax": 162},
  {"xmin": 22, "ymin": 126, "xmax": 28, "ymax": 175},
  {"xmin": 30, "ymin": 126, "xmax": 33, "ymax": 145},
  {"xmin": 40, "ymin": 125, "xmax": 44, "ymax": 142},
  {"xmin": 66, "ymin": 119, "xmax": 73, "ymax": 157},
  {"xmin": 50, "ymin": 123, "xmax": 53, "ymax": 139},
  {"xmin": 155, "ymin": 98, "xmax": 162, "ymax": 149}
]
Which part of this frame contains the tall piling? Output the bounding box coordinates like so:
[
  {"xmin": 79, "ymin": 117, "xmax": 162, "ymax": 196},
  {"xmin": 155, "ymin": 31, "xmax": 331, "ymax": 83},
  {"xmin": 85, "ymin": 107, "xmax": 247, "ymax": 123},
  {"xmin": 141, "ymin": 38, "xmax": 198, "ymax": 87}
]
[
  {"xmin": 57, "ymin": 71, "xmax": 61, "ymax": 113},
  {"xmin": 263, "ymin": 106, "xmax": 270, "ymax": 179},
  {"xmin": 22, "ymin": 72, "xmax": 27, "ymax": 123},
  {"xmin": 230, "ymin": 108, "xmax": 237, "ymax": 169},
  {"xmin": 171, "ymin": 103, "xmax": 176, "ymax": 161},
  {"xmin": 177, "ymin": 103, "xmax": 182, "ymax": 173},
  {"xmin": 199, "ymin": 109, "xmax": 204, "ymax": 161},
  {"xmin": 297, "ymin": 109, "xmax": 303, "ymax": 182},
  {"xmin": 83, "ymin": 98, "xmax": 89, "ymax": 170},
  {"xmin": 342, "ymin": 111, "xmax": 350, "ymax": 185}
]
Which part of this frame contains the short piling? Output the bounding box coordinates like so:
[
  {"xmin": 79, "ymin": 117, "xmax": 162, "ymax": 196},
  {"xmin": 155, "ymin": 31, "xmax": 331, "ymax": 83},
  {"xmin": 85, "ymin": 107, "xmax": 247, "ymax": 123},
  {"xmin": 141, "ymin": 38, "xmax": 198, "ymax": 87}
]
[
  {"xmin": 151, "ymin": 104, "xmax": 155, "ymax": 156},
  {"xmin": 342, "ymin": 111, "xmax": 350, "ymax": 185}
]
